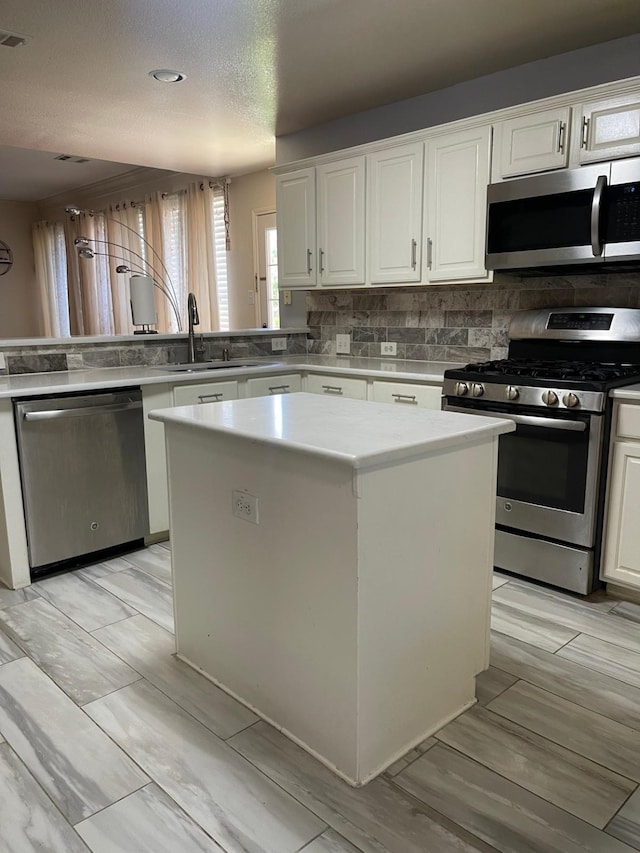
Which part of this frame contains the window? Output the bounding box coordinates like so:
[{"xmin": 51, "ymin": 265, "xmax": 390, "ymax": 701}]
[
  {"xmin": 35, "ymin": 183, "xmax": 231, "ymax": 337},
  {"xmin": 212, "ymin": 191, "xmax": 230, "ymax": 332},
  {"xmin": 265, "ymin": 226, "xmax": 279, "ymax": 328}
]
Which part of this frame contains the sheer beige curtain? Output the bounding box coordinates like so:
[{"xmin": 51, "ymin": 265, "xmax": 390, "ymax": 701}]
[
  {"xmin": 185, "ymin": 182, "xmax": 219, "ymax": 332},
  {"xmin": 32, "ymin": 221, "xmax": 69, "ymax": 337},
  {"xmin": 65, "ymin": 212, "xmax": 116, "ymax": 335},
  {"xmin": 105, "ymin": 203, "xmax": 144, "ymax": 334},
  {"xmin": 144, "ymin": 183, "xmax": 221, "ymax": 333},
  {"xmin": 145, "ymin": 192, "xmax": 182, "ymax": 333}
]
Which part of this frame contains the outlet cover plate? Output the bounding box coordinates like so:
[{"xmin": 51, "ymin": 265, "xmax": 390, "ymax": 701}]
[
  {"xmin": 381, "ymin": 342, "xmax": 397, "ymax": 356},
  {"xmin": 232, "ymin": 489, "xmax": 259, "ymax": 524},
  {"xmin": 336, "ymin": 334, "xmax": 351, "ymax": 354},
  {"xmin": 271, "ymin": 337, "xmax": 287, "ymax": 351}
]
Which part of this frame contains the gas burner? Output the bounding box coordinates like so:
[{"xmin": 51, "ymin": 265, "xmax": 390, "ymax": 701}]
[{"xmin": 463, "ymin": 358, "xmax": 640, "ymax": 383}]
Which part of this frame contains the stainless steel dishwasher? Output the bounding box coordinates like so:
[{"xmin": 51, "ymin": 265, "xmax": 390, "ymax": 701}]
[{"xmin": 15, "ymin": 388, "xmax": 149, "ymax": 576}]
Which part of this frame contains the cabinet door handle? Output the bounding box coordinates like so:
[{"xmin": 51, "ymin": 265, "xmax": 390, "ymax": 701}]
[
  {"xmin": 321, "ymin": 385, "xmax": 343, "ymax": 394},
  {"xmin": 411, "ymin": 238, "xmax": 417, "ymax": 270},
  {"xmin": 198, "ymin": 393, "xmax": 223, "ymax": 402},
  {"xmin": 392, "ymin": 393, "xmax": 417, "ymax": 404},
  {"xmin": 307, "ymin": 249, "xmax": 313, "ymax": 274},
  {"xmin": 581, "ymin": 117, "xmax": 590, "ymax": 149},
  {"xmin": 557, "ymin": 121, "xmax": 566, "ymax": 153},
  {"xmin": 426, "ymin": 237, "xmax": 433, "ymax": 270},
  {"xmin": 268, "ymin": 385, "xmax": 290, "ymax": 393}
]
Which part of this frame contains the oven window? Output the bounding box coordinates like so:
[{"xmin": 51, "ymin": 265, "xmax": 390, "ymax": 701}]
[{"xmin": 497, "ymin": 423, "xmax": 588, "ymax": 513}]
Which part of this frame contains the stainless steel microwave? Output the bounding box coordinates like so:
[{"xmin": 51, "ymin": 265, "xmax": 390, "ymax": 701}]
[{"xmin": 485, "ymin": 159, "xmax": 640, "ymax": 271}]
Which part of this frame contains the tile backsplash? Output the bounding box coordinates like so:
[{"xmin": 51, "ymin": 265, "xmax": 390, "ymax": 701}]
[
  {"xmin": 306, "ymin": 272, "xmax": 640, "ymax": 362},
  {"xmin": 0, "ymin": 333, "xmax": 308, "ymax": 375}
]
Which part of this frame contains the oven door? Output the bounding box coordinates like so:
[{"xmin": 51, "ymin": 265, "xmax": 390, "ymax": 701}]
[{"xmin": 443, "ymin": 402, "xmax": 602, "ymax": 548}]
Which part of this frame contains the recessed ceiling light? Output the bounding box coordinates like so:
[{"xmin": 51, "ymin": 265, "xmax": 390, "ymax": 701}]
[{"xmin": 149, "ymin": 69, "xmax": 186, "ymax": 83}]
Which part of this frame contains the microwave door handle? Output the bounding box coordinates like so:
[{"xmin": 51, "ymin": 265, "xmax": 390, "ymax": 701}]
[{"xmin": 591, "ymin": 174, "xmax": 607, "ymax": 257}]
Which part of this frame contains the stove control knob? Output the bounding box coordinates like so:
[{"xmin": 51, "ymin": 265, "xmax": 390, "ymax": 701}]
[
  {"xmin": 471, "ymin": 383, "xmax": 485, "ymax": 398},
  {"xmin": 542, "ymin": 389, "xmax": 559, "ymax": 407},
  {"xmin": 505, "ymin": 385, "xmax": 519, "ymax": 401},
  {"xmin": 563, "ymin": 392, "xmax": 580, "ymax": 409},
  {"xmin": 454, "ymin": 381, "xmax": 469, "ymax": 396}
]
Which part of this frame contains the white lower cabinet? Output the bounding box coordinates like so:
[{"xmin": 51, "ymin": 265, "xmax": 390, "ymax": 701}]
[
  {"xmin": 371, "ymin": 380, "xmax": 442, "ymax": 410},
  {"xmin": 173, "ymin": 380, "xmax": 239, "ymax": 406},
  {"xmin": 602, "ymin": 440, "xmax": 640, "ymax": 589},
  {"xmin": 245, "ymin": 374, "xmax": 302, "ymax": 396},
  {"xmin": 304, "ymin": 373, "xmax": 368, "ymax": 400},
  {"xmin": 602, "ymin": 402, "xmax": 640, "ymax": 590}
]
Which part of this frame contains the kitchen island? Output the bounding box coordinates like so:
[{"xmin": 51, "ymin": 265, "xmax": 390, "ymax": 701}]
[{"xmin": 152, "ymin": 392, "xmax": 513, "ymax": 785}]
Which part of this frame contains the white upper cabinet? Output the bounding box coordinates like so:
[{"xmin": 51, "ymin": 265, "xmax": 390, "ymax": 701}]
[
  {"xmin": 275, "ymin": 168, "xmax": 316, "ymax": 288},
  {"xmin": 496, "ymin": 107, "xmax": 570, "ymax": 178},
  {"xmin": 317, "ymin": 156, "xmax": 366, "ymax": 287},
  {"xmin": 577, "ymin": 94, "xmax": 640, "ymax": 165},
  {"xmin": 367, "ymin": 143, "xmax": 424, "ymax": 284},
  {"xmin": 425, "ymin": 125, "xmax": 492, "ymax": 283}
]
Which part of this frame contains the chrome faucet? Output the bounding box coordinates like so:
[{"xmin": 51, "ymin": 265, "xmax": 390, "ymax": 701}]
[{"xmin": 187, "ymin": 292, "xmax": 199, "ymax": 363}]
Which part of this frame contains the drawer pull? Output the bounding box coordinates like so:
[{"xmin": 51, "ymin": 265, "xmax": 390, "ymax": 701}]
[
  {"xmin": 322, "ymin": 385, "xmax": 343, "ymax": 394},
  {"xmin": 268, "ymin": 385, "xmax": 290, "ymax": 393},
  {"xmin": 392, "ymin": 393, "xmax": 417, "ymax": 404},
  {"xmin": 198, "ymin": 393, "xmax": 223, "ymax": 402}
]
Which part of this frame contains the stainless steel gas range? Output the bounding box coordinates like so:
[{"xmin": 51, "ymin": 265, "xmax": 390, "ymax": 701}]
[{"xmin": 442, "ymin": 307, "xmax": 640, "ymax": 594}]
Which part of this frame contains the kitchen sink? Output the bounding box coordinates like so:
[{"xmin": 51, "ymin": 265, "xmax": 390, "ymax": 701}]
[{"xmin": 157, "ymin": 361, "xmax": 266, "ymax": 373}]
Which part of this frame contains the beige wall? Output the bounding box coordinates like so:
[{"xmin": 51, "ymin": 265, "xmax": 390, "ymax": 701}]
[
  {"xmin": 0, "ymin": 201, "xmax": 42, "ymax": 337},
  {"xmin": 226, "ymin": 170, "xmax": 275, "ymax": 330}
]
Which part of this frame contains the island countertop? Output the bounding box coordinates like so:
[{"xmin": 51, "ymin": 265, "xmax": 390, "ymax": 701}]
[{"xmin": 150, "ymin": 391, "xmax": 514, "ymax": 469}]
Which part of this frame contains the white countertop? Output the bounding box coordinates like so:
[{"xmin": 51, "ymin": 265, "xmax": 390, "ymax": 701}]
[
  {"xmin": 150, "ymin": 392, "xmax": 514, "ymax": 469},
  {"xmin": 611, "ymin": 384, "xmax": 640, "ymax": 401},
  {"xmin": 0, "ymin": 356, "xmax": 460, "ymax": 399}
]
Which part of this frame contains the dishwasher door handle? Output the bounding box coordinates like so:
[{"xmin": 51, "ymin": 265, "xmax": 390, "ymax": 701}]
[{"xmin": 23, "ymin": 400, "xmax": 143, "ymax": 421}]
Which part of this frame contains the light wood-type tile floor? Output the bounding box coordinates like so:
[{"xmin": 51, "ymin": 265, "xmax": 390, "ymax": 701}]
[{"xmin": 1, "ymin": 544, "xmax": 640, "ymax": 851}]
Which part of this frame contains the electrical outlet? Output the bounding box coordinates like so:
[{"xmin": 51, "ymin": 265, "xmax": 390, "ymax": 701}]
[
  {"xmin": 381, "ymin": 342, "xmax": 397, "ymax": 356},
  {"xmin": 271, "ymin": 337, "xmax": 287, "ymax": 352},
  {"xmin": 336, "ymin": 334, "xmax": 351, "ymax": 354},
  {"xmin": 232, "ymin": 490, "xmax": 259, "ymax": 524}
]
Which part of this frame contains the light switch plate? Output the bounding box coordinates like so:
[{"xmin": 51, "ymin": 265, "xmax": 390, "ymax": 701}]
[
  {"xmin": 336, "ymin": 334, "xmax": 351, "ymax": 354},
  {"xmin": 0, "ymin": 353, "xmax": 6, "ymax": 370},
  {"xmin": 283, "ymin": 290, "xmax": 292, "ymax": 305}
]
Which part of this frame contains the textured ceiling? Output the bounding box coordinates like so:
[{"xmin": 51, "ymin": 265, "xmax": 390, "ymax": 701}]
[{"xmin": 1, "ymin": 0, "xmax": 640, "ymax": 198}]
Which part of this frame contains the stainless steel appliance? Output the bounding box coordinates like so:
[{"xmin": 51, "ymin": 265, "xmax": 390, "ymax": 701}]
[
  {"xmin": 486, "ymin": 158, "xmax": 640, "ymax": 271},
  {"xmin": 442, "ymin": 307, "xmax": 640, "ymax": 594},
  {"xmin": 15, "ymin": 389, "xmax": 149, "ymax": 577}
]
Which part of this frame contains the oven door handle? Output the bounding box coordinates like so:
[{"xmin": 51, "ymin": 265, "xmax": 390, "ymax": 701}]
[{"xmin": 445, "ymin": 406, "xmax": 587, "ymax": 432}]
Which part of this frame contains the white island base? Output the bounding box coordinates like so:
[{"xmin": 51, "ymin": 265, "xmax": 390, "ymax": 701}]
[{"xmin": 152, "ymin": 393, "xmax": 512, "ymax": 786}]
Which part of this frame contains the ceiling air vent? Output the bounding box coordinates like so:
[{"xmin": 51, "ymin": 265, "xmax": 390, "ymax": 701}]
[
  {"xmin": 54, "ymin": 155, "xmax": 91, "ymax": 163},
  {"xmin": 0, "ymin": 29, "xmax": 30, "ymax": 48}
]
